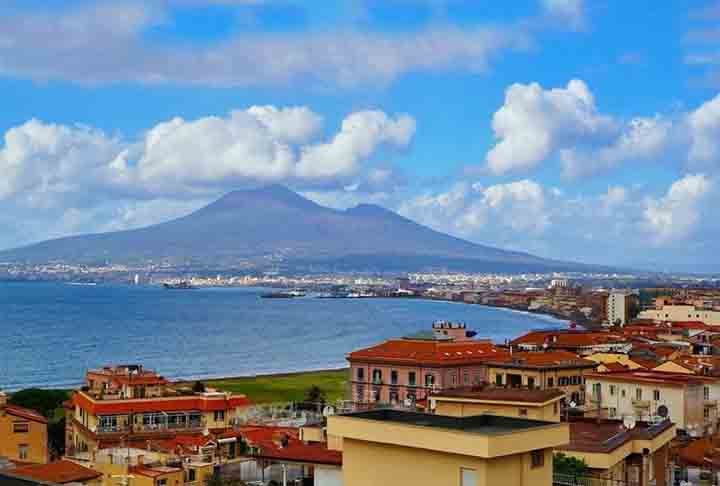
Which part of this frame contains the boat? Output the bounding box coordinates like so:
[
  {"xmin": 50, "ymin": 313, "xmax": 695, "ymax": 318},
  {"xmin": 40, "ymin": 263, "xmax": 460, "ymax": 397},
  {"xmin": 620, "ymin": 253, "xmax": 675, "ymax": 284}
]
[
  {"xmin": 260, "ymin": 289, "xmax": 306, "ymax": 299},
  {"xmin": 163, "ymin": 281, "xmax": 196, "ymax": 290}
]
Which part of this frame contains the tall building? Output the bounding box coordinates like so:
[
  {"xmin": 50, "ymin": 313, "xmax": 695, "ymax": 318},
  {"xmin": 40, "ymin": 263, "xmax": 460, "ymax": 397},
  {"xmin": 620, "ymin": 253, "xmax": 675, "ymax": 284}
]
[
  {"xmin": 66, "ymin": 365, "xmax": 251, "ymax": 455},
  {"xmin": 607, "ymin": 290, "xmax": 639, "ymax": 327}
]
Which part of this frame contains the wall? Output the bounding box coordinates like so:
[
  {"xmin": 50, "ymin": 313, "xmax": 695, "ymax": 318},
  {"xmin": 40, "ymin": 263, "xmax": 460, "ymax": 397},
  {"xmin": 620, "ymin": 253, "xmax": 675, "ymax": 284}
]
[
  {"xmin": 315, "ymin": 465, "xmax": 343, "ymax": 486},
  {"xmin": 0, "ymin": 410, "xmax": 48, "ymax": 464},
  {"xmin": 434, "ymin": 400, "xmax": 560, "ymax": 422},
  {"xmin": 486, "ymin": 366, "xmax": 589, "ymax": 404},
  {"xmin": 638, "ymin": 305, "xmax": 720, "ymax": 325}
]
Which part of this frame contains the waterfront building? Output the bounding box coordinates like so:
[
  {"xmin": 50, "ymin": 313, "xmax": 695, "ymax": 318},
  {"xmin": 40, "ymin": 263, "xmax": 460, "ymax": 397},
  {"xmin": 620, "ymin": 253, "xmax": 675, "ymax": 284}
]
[
  {"xmin": 0, "ymin": 392, "xmax": 48, "ymax": 464},
  {"xmin": 428, "ymin": 387, "xmax": 564, "ymax": 422},
  {"xmin": 510, "ymin": 329, "xmax": 630, "ymax": 355},
  {"xmin": 66, "ymin": 365, "xmax": 251, "ymax": 455},
  {"xmin": 347, "ymin": 322, "xmax": 508, "ymax": 405},
  {"xmin": 327, "ymin": 409, "xmax": 569, "ymax": 486},
  {"xmin": 584, "ymin": 370, "xmax": 720, "ymax": 435},
  {"xmin": 607, "ymin": 290, "xmax": 639, "ymax": 327},
  {"xmin": 556, "ymin": 418, "xmax": 675, "ymax": 486},
  {"xmin": 483, "ymin": 351, "xmax": 598, "ymax": 406}
]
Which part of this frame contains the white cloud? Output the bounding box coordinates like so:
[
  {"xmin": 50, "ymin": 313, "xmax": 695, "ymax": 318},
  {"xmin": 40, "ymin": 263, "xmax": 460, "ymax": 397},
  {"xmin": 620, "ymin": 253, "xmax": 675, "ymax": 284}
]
[
  {"xmin": 541, "ymin": 0, "xmax": 585, "ymax": 28},
  {"xmin": 643, "ymin": 174, "xmax": 713, "ymax": 244},
  {"xmin": 0, "ymin": 2, "xmax": 530, "ymax": 88}
]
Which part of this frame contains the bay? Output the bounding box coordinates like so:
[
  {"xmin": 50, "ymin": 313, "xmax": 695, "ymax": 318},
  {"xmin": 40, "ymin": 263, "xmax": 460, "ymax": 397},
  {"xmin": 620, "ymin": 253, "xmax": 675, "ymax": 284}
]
[{"xmin": 0, "ymin": 282, "xmax": 565, "ymax": 391}]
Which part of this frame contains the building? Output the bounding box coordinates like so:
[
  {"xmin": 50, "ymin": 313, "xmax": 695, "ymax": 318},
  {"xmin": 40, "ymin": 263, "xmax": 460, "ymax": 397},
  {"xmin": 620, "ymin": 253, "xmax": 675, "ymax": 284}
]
[
  {"xmin": 607, "ymin": 290, "xmax": 639, "ymax": 327},
  {"xmin": 66, "ymin": 365, "xmax": 251, "ymax": 455},
  {"xmin": 510, "ymin": 330, "xmax": 630, "ymax": 356},
  {"xmin": 584, "ymin": 370, "xmax": 720, "ymax": 435},
  {"xmin": 0, "ymin": 393, "xmax": 48, "ymax": 464},
  {"xmin": 327, "ymin": 409, "xmax": 569, "ymax": 486},
  {"xmin": 347, "ymin": 323, "xmax": 508, "ymax": 405},
  {"xmin": 7, "ymin": 461, "xmax": 101, "ymax": 486},
  {"xmin": 557, "ymin": 418, "xmax": 675, "ymax": 486},
  {"xmin": 638, "ymin": 303, "xmax": 720, "ymax": 326},
  {"xmin": 428, "ymin": 387, "xmax": 564, "ymax": 422},
  {"xmin": 482, "ymin": 351, "xmax": 598, "ymax": 405}
]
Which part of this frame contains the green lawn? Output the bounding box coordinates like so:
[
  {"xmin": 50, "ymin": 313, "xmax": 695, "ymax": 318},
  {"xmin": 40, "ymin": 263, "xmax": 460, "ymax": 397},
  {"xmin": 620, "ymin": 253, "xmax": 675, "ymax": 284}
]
[{"xmin": 202, "ymin": 368, "xmax": 349, "ymax": 404}]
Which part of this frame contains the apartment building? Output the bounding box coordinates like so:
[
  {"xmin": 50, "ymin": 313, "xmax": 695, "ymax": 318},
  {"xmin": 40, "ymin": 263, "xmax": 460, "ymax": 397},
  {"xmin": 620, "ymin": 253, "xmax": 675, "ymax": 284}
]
[
  {"xmin": 347, "ymin": 322, "xmax": 508, "ymax": 405},
  {"xmin": 483, "ymin": 351, "xmax": 598, "ymax": 405},
  {"xmin": 327, "ymin": 409, "xmax": 569, "ymax": 486},
  {"xmin": 557, "ymin": 418, "xmax": 675, "ymax": 486},
  {"xmin": 510, "ymin": 330, "xmax": 630, "ymax": 356},
  {"xmin": 607, "ymin": 290, "xmax": 639, "ymax": 327},
  {"xmin": 67, "ymin": 365, "xmax": 251, "ymax": 454},
  {"xmin": 638, "ymin": 303, "xmax": 720, "ymax": 326},
  {"xmin": 584, "ymin": 370, "xmax": 720, "ymax": 435},
  {"xmin": 0, "ymin": 392, "xmax": 48, "ymax": 464},
  {"xmin": 428, "ymin": 387, "xmax": 564, "ymax": 422}
]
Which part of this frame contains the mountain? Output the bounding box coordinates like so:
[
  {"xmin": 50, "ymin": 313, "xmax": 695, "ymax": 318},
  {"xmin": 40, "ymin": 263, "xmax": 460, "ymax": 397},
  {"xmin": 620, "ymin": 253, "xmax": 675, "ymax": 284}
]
[{"xmin": 0, "ymin": 185, "xmax": 596, "ymax": 273}]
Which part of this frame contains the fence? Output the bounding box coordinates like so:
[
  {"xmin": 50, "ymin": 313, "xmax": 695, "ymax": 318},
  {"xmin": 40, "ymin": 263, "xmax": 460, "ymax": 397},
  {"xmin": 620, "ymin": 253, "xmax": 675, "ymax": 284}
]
[{"xmin": 554, "ymin": 473, "xmax": 635, "ymax": 486}]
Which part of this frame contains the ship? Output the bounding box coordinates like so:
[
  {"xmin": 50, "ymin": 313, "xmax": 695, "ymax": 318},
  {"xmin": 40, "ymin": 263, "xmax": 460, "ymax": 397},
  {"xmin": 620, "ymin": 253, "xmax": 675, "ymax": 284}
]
[
  {"xmin": 260, "ymin": 289, "xmax": 306, "ymax": 299},
  {"xmin": 163, "ymin": 281, "xmax": 196, "ymax": 290}
]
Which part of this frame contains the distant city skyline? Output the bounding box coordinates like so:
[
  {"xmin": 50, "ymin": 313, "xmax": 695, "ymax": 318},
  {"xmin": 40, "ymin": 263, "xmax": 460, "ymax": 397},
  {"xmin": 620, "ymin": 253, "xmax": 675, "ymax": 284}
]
[{"xmin": 2, "ymin": 0, "xmax": 720, "ymax": 271}]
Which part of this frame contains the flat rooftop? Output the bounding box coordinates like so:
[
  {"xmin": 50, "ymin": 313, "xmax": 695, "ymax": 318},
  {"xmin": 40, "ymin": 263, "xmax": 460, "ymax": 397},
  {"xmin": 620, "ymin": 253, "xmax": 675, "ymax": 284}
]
[{"xmin": 343, "ymin": 409, "xmax": 557, "ymax": 435}]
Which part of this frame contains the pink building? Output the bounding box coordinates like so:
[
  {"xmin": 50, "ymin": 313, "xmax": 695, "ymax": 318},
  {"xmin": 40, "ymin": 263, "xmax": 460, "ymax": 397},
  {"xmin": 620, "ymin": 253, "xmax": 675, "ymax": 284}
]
[{"xmin": 347, "ymin": 322, "xmax": 509, "ymax": 405}]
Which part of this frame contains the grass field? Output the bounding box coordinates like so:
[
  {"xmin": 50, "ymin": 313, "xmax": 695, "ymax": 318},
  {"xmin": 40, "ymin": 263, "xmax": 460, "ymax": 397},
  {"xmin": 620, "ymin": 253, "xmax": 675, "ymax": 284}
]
[{"xmin": 201, "ymin": 368, "xmax": 349, "ymax": 404}]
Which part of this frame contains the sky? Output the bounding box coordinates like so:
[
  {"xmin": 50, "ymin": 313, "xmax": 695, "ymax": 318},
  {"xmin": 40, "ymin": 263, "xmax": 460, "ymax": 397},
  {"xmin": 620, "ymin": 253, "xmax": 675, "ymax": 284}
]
[{"xmin": 2, "ymin": 0, "xmax": 720, "ymax": 271}]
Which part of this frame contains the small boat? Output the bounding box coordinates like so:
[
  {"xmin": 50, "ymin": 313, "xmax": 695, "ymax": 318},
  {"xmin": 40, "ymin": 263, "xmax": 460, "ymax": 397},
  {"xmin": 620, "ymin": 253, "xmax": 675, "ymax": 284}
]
[
  {"xmin": 260, "ymin": 289, "xmax": 306, "ymax": 299},
  {"xmin": 163, "ymin": 281, "xmax": 196, "ymax": 290}
]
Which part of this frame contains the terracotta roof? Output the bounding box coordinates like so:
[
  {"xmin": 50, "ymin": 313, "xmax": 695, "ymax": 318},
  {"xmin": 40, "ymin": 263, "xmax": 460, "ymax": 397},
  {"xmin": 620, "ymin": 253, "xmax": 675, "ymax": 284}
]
[
  {"xmin": 672, "ymin": 322, "xmax": 710, "ymax": 330},
  {"xmin": 129, "ymin": 466, "xmax": 180, "ymax": 478},
  {"xmin": 72, "ymin": 391, "xmax": 251, "ymax": 415},
  {"xmin": 240, "ymin": 426, "xmax": 342, "ymax": 466},
  {"xmin": 657, "ymin": 355, "xmax": 720, "ymax": 375},
  {"xmin": 433, "ymin": 387, "xmax": 564, "ymax": 404},
  {"xmin": 585, "ymin": 370, "xmax": 719, "ymax": 386},
  {"xmin": 677, "ymin": 438, "xmax": 720, "ymax": 467},
  {"xmin": 10, "ymin": 461, "xmax": 101, "ymax": 484},
  {"xmin": 485, "ymin": 351, "xmax": 597, "ymax": 370},
  {"xmin": 597, "ymin": 362, "xmax": 630, "ymax": 372},
  {"xmin": 561, "ymin": 418, "xmax": 673, "ymax": 454},
  {"xmin": 348, "ymin": 339, "xmax": 507, "ymax": 366},
  {"xmin": 3, "ymin": 405, "xmax": 48, "ymax": 424},
  {"xmin": 511, "ymin": 330, "xmax": 627, "ymax": 348}
]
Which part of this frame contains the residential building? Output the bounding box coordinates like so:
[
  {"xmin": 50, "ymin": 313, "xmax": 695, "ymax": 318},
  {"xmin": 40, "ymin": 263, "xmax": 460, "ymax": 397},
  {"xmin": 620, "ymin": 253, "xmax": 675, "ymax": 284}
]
[
  {"xmin": 327, "ymin": 409, "xmax": 569, "ymax": 486},
  {"xmin": 428, "ymin": 387, "xmax": 564, "ymax": 422},
  {"xmin": 510, "ymin": 330, "xmax": 630, "ymax": 356},
  {"xmin": 638, "ymin": 304, "xmax": 720, "ymax": 326},
  {"xmin": 607, "ymin": 290, "xmax": 639, "ymax": 327},
  {"xmin": 675, "ymin": 437, "xmax": 720, "ymax": 485},
  {"xmin": 557, "ymin": 418, "xmax": 675, "ymax": 486},
  {"xmin": 0, "ymin": 393, "xmax": 48, "ymax": 464},
  {"xmin": 347, "ymin": 322, "xmax": 508, "ymax": 405},
  {"xmin": 66, "ymin": 365, "xmax": 251, "ymax": 455},
  {"xmin": 7, "ymin": 461, "xmax": 101, "ymax": 486},
  {"xmin": 482, "ymin": 351, "xmax": 597, "ymax": 405},
  {"xmin": 584, "ymin": 370, "xmax": 720, "ymax": 435}
]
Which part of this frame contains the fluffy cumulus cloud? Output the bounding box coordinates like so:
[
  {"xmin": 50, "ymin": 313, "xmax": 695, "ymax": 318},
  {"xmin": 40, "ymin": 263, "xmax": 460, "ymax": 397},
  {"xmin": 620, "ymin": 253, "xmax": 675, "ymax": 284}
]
[
  {"xmin": 0, "ymin": 106, "xmax": 414, "ymax": 248},
  {"xmin": 0, "ymin": 1, "xmax": 531, "ymax": 88},
  {"xmin": 484, "ymin": 79, "xmax": 720, "ymax": 178}
]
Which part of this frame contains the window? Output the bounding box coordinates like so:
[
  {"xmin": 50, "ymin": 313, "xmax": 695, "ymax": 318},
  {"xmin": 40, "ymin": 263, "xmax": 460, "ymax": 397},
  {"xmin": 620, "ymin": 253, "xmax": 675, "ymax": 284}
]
[
  {"xmin": 425, "ymin": 374, "xmax": 435, "ymax": 387},
  {"xmin": 495, "ymin": 374, "xmax": 503, "ymax": 386},
  {"xmin": 519, "ymin": 408, "xmax": 528, "ymax": 416},
  {"xmin": 636, "ymin": 388, "xmax": 642, "ymax": 400},
  {"xmin": 547, "ymin": 377, "xmax": 554, "ymax": 387},
  {"xmin": 705, "ymin": 386, "xmax": 711, "ymax": 400},
  {"xmin": 372, "ymin": 369, "xmax": 382, "ymax": 384},
  {"xmin": 157, "ymin": 479, "xmax": 167, "ymax": 486},
  {"xmin": 356, "ymin": 385, "xmax": 365, "ymax": 401},
  {"xmin": 592, "ymin": 383, "xmax": 601, "ymax": 400},
  {"xmin": 464, "ymin": 373, "xmax": 470, "ymax": 385},
  {"xmin": 408, "ymin": 371, "xmax": 417, "ymax": 387},
  {"xmin": 609, "ymin": 385, "xmax": 616, "ymax": 396},
  {"xmin": 357, "ymin": 368, "xmax": 365, "ymax": 381},
  {"xmin": 13, "ymin": 422, "xmax": 29, "ymax": 433},
  {"xmin": 527, "ymin": 377, "xmax": 535, "ymax": 389},
  {"xmin": 187, "ymin": 470, "xmax": 196, "ymax": 483},
  {"xmin": 621, "ymin": 389, "xmax": 626, "ymax": 398},
  {"xmin": 553, "ymin": 402, "xmax": 558, "ymax": 414},
  {"xmin": 460, "ymin": 468, "xmax": 477, "ymax": 486},
  {"xmin": 451, "ymin": 373, "xmax": 457, "ymax": 386},
  {"xmin": 705, "ymin": 407, "xmax": 711, "ymax": 420},
  {"xmin": 609, "ymin": 407, "xmax": 617, "ymax": 418},
  {"xmin": 18, "ymin": 444, "xmax": 28, "ymax": 461},
  {"xmin": 214, "ymin": 410, "xmax": 225, "ymax": 422},
  {"xmin": 653, "ymin": 390, "xmax": 660, "ymax": 401},
  {"xmin": 531, "ymin": 450, "xmax": 544, "ymax": 468},
  {"xmin": 391, "ymin": 370, "xmax": 398, "ymax": 385},
  {"xmin": 389, "ymin": 390, "xmax": 399, "ymax": 403}
]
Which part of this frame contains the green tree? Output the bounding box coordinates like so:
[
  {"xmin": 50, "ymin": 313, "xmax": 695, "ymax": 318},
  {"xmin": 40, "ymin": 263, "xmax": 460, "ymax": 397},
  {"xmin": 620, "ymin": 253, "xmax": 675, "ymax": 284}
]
[
  {"xmin": 8, "ymin": 388, "xmax": 68, "ymax": 418},
  {"xmin": 192, "ymin": 381, "xmax": 206, "ymax": 393},
  {"xmin": 554, "ymin": 452, "xmax": 589, "ymax": 476},
  {"xmin": 300, "ymin": 385, "xmax": 327, "ymax": 410}
]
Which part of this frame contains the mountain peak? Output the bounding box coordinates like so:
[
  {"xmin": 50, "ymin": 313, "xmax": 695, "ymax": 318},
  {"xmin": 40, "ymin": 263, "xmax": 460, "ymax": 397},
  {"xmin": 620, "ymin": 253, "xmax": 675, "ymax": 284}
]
[
  {"xmin": 346, "ymin": 203, "xmax": 397, "ymax": 218},
  {"xmin": 209, "ymin": 184, "xmax": 320, "ymax": 211}
]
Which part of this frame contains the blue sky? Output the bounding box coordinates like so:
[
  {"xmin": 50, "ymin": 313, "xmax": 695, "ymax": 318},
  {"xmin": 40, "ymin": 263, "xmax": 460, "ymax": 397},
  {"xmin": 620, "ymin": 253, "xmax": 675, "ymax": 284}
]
[{"xmin": 2, "ymin": 0, "xmax": 720, "ymax": 271}]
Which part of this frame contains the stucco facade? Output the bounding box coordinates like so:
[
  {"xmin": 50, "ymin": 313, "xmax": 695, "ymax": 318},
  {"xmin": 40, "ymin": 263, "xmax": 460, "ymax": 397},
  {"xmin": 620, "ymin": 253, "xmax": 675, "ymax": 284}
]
[{"xmin": 0, "ymin": 397, "xmax": 48, "ymax": 464}]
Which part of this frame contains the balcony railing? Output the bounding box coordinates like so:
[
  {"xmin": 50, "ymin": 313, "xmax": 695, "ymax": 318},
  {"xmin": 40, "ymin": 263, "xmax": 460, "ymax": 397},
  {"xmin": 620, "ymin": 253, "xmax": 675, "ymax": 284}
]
[
  {"xmin": 94, "ymin": 420, "xmax": 205, "ymax": 435},
  {"xmin": 631, "ymin": 399, "xmax": 650, "ymax": 408}
]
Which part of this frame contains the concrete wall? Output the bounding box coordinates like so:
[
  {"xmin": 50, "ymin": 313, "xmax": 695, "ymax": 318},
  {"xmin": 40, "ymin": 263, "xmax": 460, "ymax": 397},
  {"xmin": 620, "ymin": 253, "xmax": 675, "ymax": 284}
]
[
  {"xmin": 638, "ymin": 305, "xmax": 720, "ymax": 325},
  {"xmin": 315, "ymin": 465, "xmax": 343, "ymax": 486},
  {"xmin": 0, "ymin": 409, "xmax": 48, "ymax": 464},
  {"xmin": 434, "ymin": 400, "xmax": 560, "ymax": 422}
]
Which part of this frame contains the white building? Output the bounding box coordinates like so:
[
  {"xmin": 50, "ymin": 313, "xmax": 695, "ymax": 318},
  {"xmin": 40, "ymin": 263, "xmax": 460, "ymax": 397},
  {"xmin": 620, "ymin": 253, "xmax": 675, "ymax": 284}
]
[
  {"xmin": 638, "ymin": 304, "xmax": 720, "ymax": 326},
  {"xmin": 607, "ymin": 290, "xmax": 637, "ymax": 327}
]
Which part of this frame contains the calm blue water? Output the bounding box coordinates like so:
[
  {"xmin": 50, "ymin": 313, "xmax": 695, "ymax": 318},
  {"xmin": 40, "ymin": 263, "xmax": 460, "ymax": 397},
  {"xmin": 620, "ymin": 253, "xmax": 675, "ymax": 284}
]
[{"xmin": 0, "ymin": 282, "xmax": 566, "ymax": 391}]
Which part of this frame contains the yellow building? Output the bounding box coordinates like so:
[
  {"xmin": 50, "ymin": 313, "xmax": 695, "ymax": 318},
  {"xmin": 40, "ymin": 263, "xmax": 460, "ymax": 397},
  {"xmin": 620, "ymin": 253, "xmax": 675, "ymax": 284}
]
[
  {"xmin": 0, "ymin": 392, "xmax": 48, "ymax": 464},
  {"xmin": 638, "ymin": 304, "xmax": 720, "ymax": 325},
  {"xmin": 327, "ymin": 409, "xmax": 569, "ymax": 486},
  {"xmin": 8, "ymin": 460, "xmax": 103, "ymax": 486},
  {"xmin": 557, "ymin": 418, "xmax": 676, "ymax": 486},
  {"xmin": 429, "ymin": 387, "xmax": 564, "ymax": 422},
  {"xmin": 586, "ymin": 353, "xmax": 647, "ymax": 370}
]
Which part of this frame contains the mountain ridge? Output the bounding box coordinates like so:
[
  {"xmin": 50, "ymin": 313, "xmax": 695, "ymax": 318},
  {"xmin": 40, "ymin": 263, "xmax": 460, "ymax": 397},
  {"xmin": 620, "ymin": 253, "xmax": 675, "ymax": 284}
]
[{"xmin": 0, "ymin": 185, "xmax": 598, "ymax": 273}]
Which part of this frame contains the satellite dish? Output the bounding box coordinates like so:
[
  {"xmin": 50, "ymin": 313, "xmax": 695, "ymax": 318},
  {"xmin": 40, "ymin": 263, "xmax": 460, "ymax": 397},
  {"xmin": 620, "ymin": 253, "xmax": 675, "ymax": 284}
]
[
  {"xmin": 569, "ymin": 401, "xmax": 577, "ymax": 408},
  {"xmin": 657, "ymin": 405, "xmax": 669, "ymax": 418},
  {"xmin": 202, "ymin": 427, "xmax": 210, "ymax": 437},
  {"xmin": 623, "ymin": 416, "xmax": 637, "ymax": 430},
  {"xmin": 322, "ymin": 406, "xmax": 335, "ymax": 417}
]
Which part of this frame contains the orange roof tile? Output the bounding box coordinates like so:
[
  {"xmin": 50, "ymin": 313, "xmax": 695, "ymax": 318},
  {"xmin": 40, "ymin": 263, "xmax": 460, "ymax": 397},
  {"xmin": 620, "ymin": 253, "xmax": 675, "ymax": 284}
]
[
  {"xmin": 10, "ymin": 461, "xmax": 102, "ymax": 484},
  {"xmin": 348, "ymin": 339, "xmax": 507, "ymax": 366},
  {"xmin": 511, "ymin": 330, "xmax": 627, "ymax": 348},
  {"xmin": 3, "ymin": 405, "xmax": 48, "ymax": 424},
  {"xmin": 486, "ymin": 350, "xmax": 597, "ymax": 369},
  {"xmin": 72, "ymin": 391, "xmax": 251, "ymax": 416},
  {"xmin": 240, "ymin": 426, "xmax": 342, "ymax": 466}
]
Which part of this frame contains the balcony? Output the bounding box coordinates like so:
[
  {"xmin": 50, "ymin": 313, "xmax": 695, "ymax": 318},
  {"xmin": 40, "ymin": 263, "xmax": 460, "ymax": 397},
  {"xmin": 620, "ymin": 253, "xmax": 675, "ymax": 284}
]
[
  {"xmin": 632, "ymin": 399, "xmax": 650, "ymax": 408},
  {"xmin": 705, "ymin": 399, "xmax": 718, "ymax": 407},
  {"xmin": 88, "ymin": 418, "xmax": 206, "ymax": 437}
]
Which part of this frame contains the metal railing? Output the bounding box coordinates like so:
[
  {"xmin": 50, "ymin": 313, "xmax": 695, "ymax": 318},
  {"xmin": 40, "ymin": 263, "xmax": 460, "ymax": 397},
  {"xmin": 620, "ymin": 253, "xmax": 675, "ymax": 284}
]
[{"xmin": 554, "ymin": 473, "xmax": 635, "ymax": 486}]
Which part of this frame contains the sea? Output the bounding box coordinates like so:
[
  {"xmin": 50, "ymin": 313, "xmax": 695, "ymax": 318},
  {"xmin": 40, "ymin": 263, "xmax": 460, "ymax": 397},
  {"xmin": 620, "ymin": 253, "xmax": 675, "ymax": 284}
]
[{"xmin": 0, "ymin": 282, "xmax": 567, "ymax": 391}]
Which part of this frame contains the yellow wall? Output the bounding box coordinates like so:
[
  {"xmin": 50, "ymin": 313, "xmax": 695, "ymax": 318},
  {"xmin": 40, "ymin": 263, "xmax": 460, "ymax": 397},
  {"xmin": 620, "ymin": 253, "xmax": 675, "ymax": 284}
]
[
  {"xmin": 638, "ymin": 305, "xmax": 720, "ymax": 325},
  {"xmin": 434, "ymin": 400, "xmax": 560, "ymax": 422},
  {"xmin": 586, "ymin": 353, "xmax": 644, "ymax": 370},
  {"xmin": 0, "ymin": 409, "xmax": 48, "ymax": 464},
  {"xmin": 341, "ymin": 437, "xmax": 553, "ymax": 486},
  {"xmin": 486, "ymin": 366, "xmax": 589, "ymax": 402}
]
